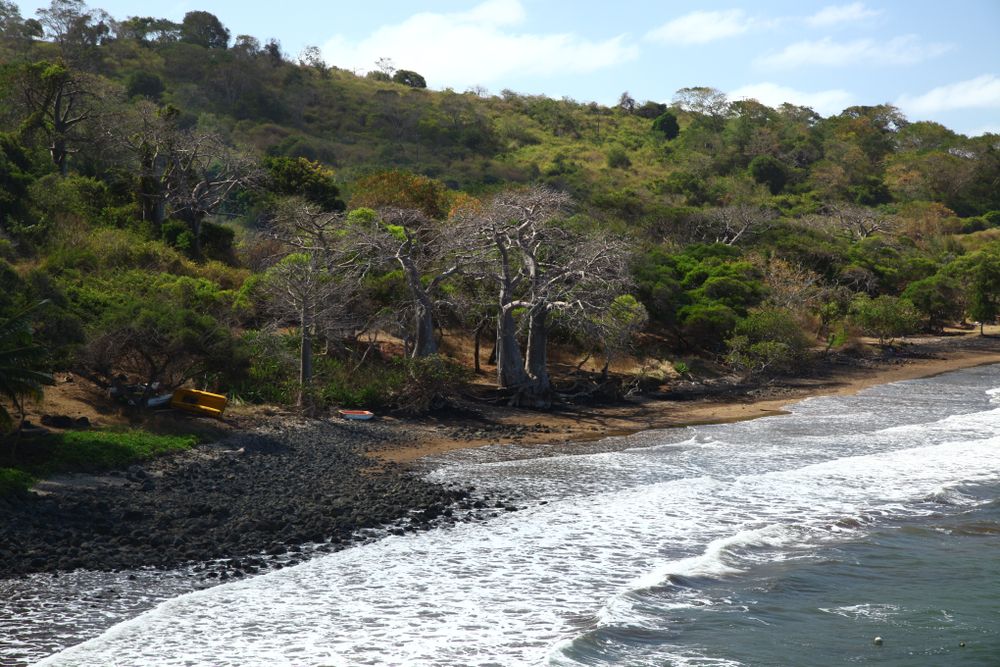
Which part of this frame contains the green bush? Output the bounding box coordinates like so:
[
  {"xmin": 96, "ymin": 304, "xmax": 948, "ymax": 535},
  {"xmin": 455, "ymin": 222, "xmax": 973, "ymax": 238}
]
[
  {"xmin": 725, "ymin": 309, "xmax": 811, "ymax": 378},
  {"xmin": 651, "ymin": 111, "xmax": 680, "ymax": 139},
  {"xmin": 0, "ymin": 468, "xmax": 34, "ymax": 497},
  {"xmin": 606, "ymin": 146, "xmax": 632, "ymax": 170},
  {"xmin": 162, "ymin": 220, "xmax": 194, "ymax": 253},
  {"xmin": 849, "ymin": 294, "xmax": 920, "ymax": 344}
]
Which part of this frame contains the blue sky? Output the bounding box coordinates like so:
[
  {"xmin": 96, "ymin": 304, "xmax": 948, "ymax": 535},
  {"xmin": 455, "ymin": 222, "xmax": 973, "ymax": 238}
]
[{"xmin": 21, "ymin": 0, "xmax": 1000, "ymax": 136}]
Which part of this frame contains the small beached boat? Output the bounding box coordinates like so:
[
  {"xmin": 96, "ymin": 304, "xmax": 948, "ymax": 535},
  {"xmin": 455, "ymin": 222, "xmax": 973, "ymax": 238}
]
[
  {"xmin": 171, "ymin": 389, "xmax": 228, "ymax": 418},
  {"xmin": 338, "ymin": 410, "xmax": 374, "ymax": 420}
]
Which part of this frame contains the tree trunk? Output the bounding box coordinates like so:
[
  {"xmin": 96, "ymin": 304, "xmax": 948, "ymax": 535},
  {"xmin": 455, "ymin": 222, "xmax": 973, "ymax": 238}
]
[
  {"xmin": 496, "ymin": 306, "xmax": 528, "ymax": 388},
  {"xmin": 524, "ymin": 305, "xmax": 550, "ymax": 394},
  {"xmin": 300, "ymin": 300, "xmax": 313, "ymax": 417},
  {"xmin": 400, "ymin": 256, "xmax": 438, "ymax": 357},
  {"xmin": 474, "ymin": 319, "xmax": 487, "ymax": 374}
]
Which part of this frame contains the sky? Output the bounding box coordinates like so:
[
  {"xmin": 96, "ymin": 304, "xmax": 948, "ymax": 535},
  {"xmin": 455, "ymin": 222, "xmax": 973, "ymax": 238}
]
[{"xmin": 20, "ymin": 0, "xmax": 1000, "ymax": 136}]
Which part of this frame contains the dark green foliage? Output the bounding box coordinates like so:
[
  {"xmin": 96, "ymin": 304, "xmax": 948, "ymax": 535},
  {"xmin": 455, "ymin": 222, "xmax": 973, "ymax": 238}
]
[
  {"xmin": 901, "ymin": 274, "xmax": 962, "ymax": 326},
  {"xmin": 125, "ymin": 70, "xmax": 165, "ymax": 100},
  {"xmin": 633, "ymin": 243, "xmax": 765, "ymax": 350},
  {"xmin": 651, "ymin": 111, "xmax": 680, "ymax": 140},
  {"xmin": 849, "ymin": 294, "xmax": 919, "ymax": 344},
  {"xmin": 606, "ymin": 146, "xmax": 631, "ymax": 169},
  {"xmin": 0, "ymin": 467, "xmax": 34, "ymax": 497},
  {"xmin": 262, "ymin": 156, "xmax": 345, "ymax": 212},
  {"xmin": 366, "ymin": 71, "xmax": 391, "ymax": 83},
  {"xmin": 968, "ymin": 259, "xmax": 1000, "ymax": 333},
  {"xmin": 0, "ymin": 300, "xmax": 55, "ymax": 433},
  {"xmin": 392, "ymin": 70, "xmax": 426, "ymax": 88},
  {"xmin": 180, "ymin": 10, "xmax": 229, "ymax": 49},
  {"xmin": 748, "ymin": 155, "xmax": 787, "ymax": 194},
  {"xmin": 161, "ymin": 220, "xmax": 194, "ymax": 253},
  {"xmin": 199, "ymin": 220, "xmax": 236, "ymax": 262},
  {"xmin": 635, "ymin": 101, "xmax": 667, "ymax": 120},
  {"xmin": 0, "ymin": 132, "xmax": 35, "ymax": 226},
  {"xmin": 725, "ymin": 309, "xmax": 811, "ymax": 378}
]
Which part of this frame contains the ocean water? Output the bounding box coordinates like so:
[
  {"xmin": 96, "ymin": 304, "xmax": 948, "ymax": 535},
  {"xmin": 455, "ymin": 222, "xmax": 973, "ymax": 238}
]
[{"xmin": 8, "ymin": 364, "xmax": 1000, "ymax": 666}]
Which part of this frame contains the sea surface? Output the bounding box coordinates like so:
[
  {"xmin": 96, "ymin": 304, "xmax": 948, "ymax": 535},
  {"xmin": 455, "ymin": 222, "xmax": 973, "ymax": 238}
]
[{"xmin": 4, "ymin": 364, "xmax": 1000, "ymax": 666}]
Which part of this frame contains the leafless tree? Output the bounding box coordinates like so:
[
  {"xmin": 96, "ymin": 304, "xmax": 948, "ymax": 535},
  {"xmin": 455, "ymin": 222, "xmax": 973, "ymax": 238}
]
[
  {"xmin": 260, "ymin": 251, "xmax": 342, "ymax": 415},
  {"xmin": 75, "ymin": 321, "xmax": 232, "ymax": 411},
  {"xmin": 108, "ymin": 102, "xmax": 264, "ymax": 251},
  {"xmin": 698, "ymin": 204, "xmax": 779, "ymax": 246},
  {"xmin": 208, "ymin": 60, "xmax": 259, "ymax": 107},
  {"xmin": 286, "ymin": 85, "xmax": 319, "ymax": 130},
  {"xmin": 821, "ymin": 203, "xmax": 897, "ymax": 243},
  {"xmin": 357, "ymin": 207, "xmax": 473, "ymax": 357},
  {"xmin": 463, "ymin": 186, "xmax": 639, "ymax": 402},
  {"xmin": 267, "ymin": 200, "xmax": 370, "ymax": 360}
]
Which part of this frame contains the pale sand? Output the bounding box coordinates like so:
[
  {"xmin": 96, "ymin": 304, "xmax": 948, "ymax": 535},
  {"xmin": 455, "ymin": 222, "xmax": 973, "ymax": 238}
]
[{"xmin": 376, "ymin": 331, "xmax": 1000, "ymax": 465}]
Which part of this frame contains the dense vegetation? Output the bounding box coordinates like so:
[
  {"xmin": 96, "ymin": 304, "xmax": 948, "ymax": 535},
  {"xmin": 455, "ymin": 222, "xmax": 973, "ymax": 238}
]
[{"xmin": 0, "ymin": 0, "xmax": 999, "ymax": 460}]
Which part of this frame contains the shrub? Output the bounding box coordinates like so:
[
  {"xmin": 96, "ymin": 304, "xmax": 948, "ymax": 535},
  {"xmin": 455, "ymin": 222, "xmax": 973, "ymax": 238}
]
[
  {"xmin": 725, "ymin": 309, "xmax": 812, "ymax": 378},
  {"xmin": 0, "ymin": 468, "xmax": 34, "ymax": 497},
  {"xmin": 849, "ymin": 294, "xmax": 920, "ymax": 344},
  {"xmin": 651, "ymin": 111, "xmax": 680, "ymax": 139},
  {"xmin": 606, "ymin": 146, "xmax": 631, "ymax": 170}
]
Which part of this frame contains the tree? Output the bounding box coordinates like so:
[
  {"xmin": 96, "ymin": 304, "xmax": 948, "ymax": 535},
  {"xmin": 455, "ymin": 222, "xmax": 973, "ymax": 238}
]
[
  {"xmin": 725, "ymin": 309, "xmax": 811, "ymax": 380},
  {"xmin": 373, "ymin": 89, "xmax": 427, "ymax": 142},
  {"xmin": 0, "ymin": 301, "xmax": 54, "ymax": 439},
  {"xmin": 125, "ymin": 69, "xmax": 165, "ymax": 99},
  {"xmin": 901, "ymin": 275, "xmax": 962, "ymax": 328},
  {"xmin": 298, "ymin": 45, "xmax": 329, "ymax": 78},
  {"xmin": 392, "ymin": 69, "xmax": 426, "ymax": 88},
  {"xmin": 350, "ymin": 169, "xmax": 449, "ymax": 219},
  {"xmin": 262, "ymin": 252, "xmax": 338, "ymax": 415},
  {"xmin": 617, "ymin": 91, "xmax": 636, "ymax": 113},
  {"xmin": 651, "ymin": 111, "xmax": 679, "ymax": 140},
  {"xmin": 967, "ymin": 259, "xmax": 1000, "ymax": 335},
  {"xmin": 349, "ymin": 207, "xmax": 470, "ymax": 358},
  {"xmin": 671, "ymin": 86, "xmax": 730, "ymax": 132},
  {"xmin": 5, "ymin": 59, "xmax": 121, "ymax": 176},
  {"xmin": 700, "ymin": 204, "xmax": 778, "ymax": 246},
  {"xmin": 820, "ymin": 203, "xmax": 897, "ymax": 243},
  {"xmin": 76, "ymin": 288, "xmax": 242, "ymax": 411},
  {"xmin": 849, "ymin": 294, "xmax": 919, "ymax": 345},
  {"xmin": 463, "ymin": 186, "xmax": 637, "ymax": 400},
  {"xmin": 108, "ymin": 102, "xmax": 263, "ymax": 251},
  {"xmin": 180, "ymin": 10, "xmax": 229, "ymax": 49},
  {"xmin": 748, "ymin": 155, "xmax": 786, "ymax": 194},
  {"xmin": 263, "ymin": 156, "xmax": 345, "ymax": 212}
]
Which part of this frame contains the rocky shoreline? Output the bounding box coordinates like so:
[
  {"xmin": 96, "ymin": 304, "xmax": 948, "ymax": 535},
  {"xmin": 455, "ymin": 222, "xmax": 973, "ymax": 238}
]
[{"xmin": 0, "ymin": 418, "xmax": 518, "ymax": 581}]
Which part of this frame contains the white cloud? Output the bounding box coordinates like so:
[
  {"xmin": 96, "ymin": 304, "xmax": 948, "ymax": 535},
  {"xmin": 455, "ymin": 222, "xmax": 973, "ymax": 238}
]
[
  {"xmin": 644, "ymin": 9, "xmax": 757, "ymax": 45},
  {"xmin": 728, "ymin": 82, "xmax": 854, "ymax": 117},
  {"xmin": 805, "ymin": 3, "xmax": 881, "ymax": 27},
  {"xmin": 896, "ymin": 74, "xmax": 1000, "ymax": 115},
  {"xmin": 321, "ymin": 0, "xmax": 637, "ymax": 87},
  {"xmin": 755, "ymin": 35, "xmax": 952, "ymax": 69}
]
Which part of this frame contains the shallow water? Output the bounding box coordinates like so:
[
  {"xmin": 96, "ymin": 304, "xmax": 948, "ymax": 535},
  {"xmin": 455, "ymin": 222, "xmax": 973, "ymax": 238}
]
[{"xmin": 6, "ymin": 364, "xmax": 1000, "ymax": 666}]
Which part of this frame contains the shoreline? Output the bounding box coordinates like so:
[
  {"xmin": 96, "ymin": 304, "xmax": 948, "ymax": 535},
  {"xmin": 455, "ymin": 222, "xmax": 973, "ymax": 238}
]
[
  {"xmin": 3, "ymin": 333, "xmax": 998, "ymax": 585},
  {"xmin": 374, "ymin": 333, "xmax": 1000, "ymax": 465}
]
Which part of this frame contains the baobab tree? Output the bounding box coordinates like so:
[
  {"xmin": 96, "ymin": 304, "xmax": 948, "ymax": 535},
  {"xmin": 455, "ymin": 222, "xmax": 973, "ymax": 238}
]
[
  {"xmin": 464, "ymin": 186, "xmax": 639, "ymax": 402},
  {"xmin": 349, "ymin": 207, "xmax": 472, "ymax": 357},
  {"xmin": 109, "ymin": 102, "xmax": 263, "ymax": 251}
]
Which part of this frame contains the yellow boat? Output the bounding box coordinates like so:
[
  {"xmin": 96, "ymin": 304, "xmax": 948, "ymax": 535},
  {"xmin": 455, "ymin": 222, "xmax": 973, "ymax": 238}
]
[{"xmin": 170, "ymin": 389, "xmax": 228, "ymax": 419}]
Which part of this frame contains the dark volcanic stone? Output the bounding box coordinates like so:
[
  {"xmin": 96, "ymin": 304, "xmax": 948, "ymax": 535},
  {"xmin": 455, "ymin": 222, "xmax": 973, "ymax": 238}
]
[{"xmin": 2, "ymin": 419, "xmax": 491, "ymax": 580}]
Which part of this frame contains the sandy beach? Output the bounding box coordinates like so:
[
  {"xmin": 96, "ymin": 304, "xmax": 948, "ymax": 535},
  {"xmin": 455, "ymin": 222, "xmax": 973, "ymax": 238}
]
[{"xmin": 375, "ymin": 329, "xmax": 1000, "ymax": 465}]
